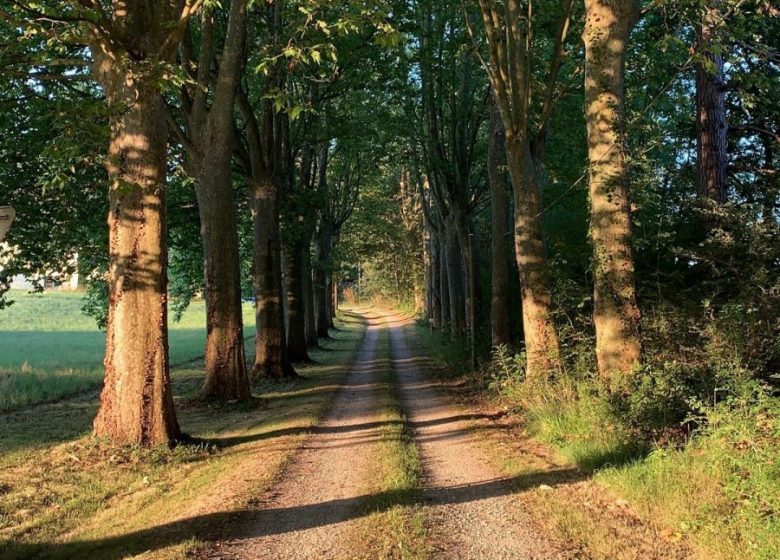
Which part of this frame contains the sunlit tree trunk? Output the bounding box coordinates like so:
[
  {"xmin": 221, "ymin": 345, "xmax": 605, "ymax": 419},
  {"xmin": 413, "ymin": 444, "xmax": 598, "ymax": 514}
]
[
  {"xmin": 583, "ymin": 0, "xmax": 642, "ymax": 383},
  {"xmin": 505, "ymin": 137, "xmax": 561, "ymax": 376},
  {"xmin": 477, "ymin": 0, "xmax": 574, "ymax": 379},
  {"xmin": 92, "ymin": 72, "xmax": 180, "ymax": 446},
  {"xmin": 696, "ymin": 0, "xmax": 728, "ymax": 205},
  {"xmin": 195, "ymin": 165, "xmax": 250, "ymax": 399},
  {"xmin": 488, "ymin": 101, "xmax": 512, "ymax": 348}
]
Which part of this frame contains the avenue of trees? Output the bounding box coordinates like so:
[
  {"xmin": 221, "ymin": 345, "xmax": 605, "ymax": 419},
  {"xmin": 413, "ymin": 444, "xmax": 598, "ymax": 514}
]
[{"xmin": 0, "ymin": 0, "xmax": 777, "ymax": 449}]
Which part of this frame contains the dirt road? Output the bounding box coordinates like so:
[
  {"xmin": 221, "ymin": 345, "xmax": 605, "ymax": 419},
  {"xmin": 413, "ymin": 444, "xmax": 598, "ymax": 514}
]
[{"xmin": 200, "ymin": 309, "xmax": 572, "ymax": 559}]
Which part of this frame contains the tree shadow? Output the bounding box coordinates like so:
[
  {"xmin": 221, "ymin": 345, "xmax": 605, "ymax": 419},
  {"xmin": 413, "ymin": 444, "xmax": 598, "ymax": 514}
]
[{"xmin": 4, "ymin": 467, "xmax": 584, "ymax": 560}]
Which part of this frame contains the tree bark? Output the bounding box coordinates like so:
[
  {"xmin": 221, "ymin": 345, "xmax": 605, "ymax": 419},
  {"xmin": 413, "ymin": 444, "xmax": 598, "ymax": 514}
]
[
  {"xmin": 455, "ymin": 211, "xmax": 481, "ymax": 368},
  {"xmin": 696, "ymin": 0, "xmax": 728, "ymax": 205},
  {"xmin": 92, "ymin": 80, "xmax": 180, "ymax": 446},
  {"xmin": 439, "ymin": 238, "xmax": 451, "ymax": 333},
  {"xmin": 444, "ymin": 215, "xmax": 466, "ymax": 339},
  {"xmin": 285, "ymin": 238, "xmax": 310, "ymax": 362},
  {"xmin": 175, "ymin": 1, "xmax": 250, "ymax": 400},
  {"xmin": 251, "ymin": 175, "xmax": 296, "ymax": 379},
  {"xmin": 505, "ymin": 136, "xmax": 561, "ymax": 378},
  {"xmin": 583, "ymin": 0, "xmax": 643, "ymax": 383},
  {"xmin": 302, "ymin": 239, "xmax": 318, "ymax": 346},
  {"xmin": 195, "ymin": 162, "xmax": 250, "ymax": 399},
  {"xmin": 314, "ymin": 226, "xmax": 332, "ymax": 337},
  {"xmin": 489, "ymin": 102, "xmax": 513, "ymax": 348},
  {"xmin": 429, "ymin": 234, "xmax": 442, "ymax": 329}
]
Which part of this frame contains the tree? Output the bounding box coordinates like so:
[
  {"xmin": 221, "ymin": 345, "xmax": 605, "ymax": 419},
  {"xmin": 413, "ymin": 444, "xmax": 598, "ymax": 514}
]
[
  {"xmin": 488, "ymin": 98, "xmax": 514, "ymax": 347},
  {"xmin": 582, "ymin": 0, "xmax": 643, "ymax": 382},
  {"xmin": 171, "ymin": 0, "xmax": 251, "ymax": 400},
  {"xmin": 696, "ymin": 0, "xmax": 728, "ymax": 205},
  {"xmin": 417, "ymin": 1, "xmax": 488, "ymax": 362},
  {"xmin": 0, "ymin": 1, "xmax": 211, "ymax": 445},
  {"xmin": 474, "ymin": 0, "xmax": 576, "ymax": 378},
  {"xmin": 314, "ymin": 144, "xmax": 359, "ymax": 335}
]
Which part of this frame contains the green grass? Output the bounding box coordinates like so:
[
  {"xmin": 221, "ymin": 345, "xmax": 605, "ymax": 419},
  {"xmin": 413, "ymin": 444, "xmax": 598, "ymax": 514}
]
[
  {"xmin": 358, "ymin": 324, "xmax": 428, "ymax": 560},
  {"xmin": 0, "ymin": 310, "xmax": 366, "ymax": 560},
  {"xmin": 0, "ymin": 289, "xmax": 256, "ymax": 410}
]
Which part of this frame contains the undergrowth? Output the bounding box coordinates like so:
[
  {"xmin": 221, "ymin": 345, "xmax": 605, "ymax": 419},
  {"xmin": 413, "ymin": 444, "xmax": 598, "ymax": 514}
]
[{"xmin": 416, "ymin": 321, "xmax": 780, "ymax": 560}]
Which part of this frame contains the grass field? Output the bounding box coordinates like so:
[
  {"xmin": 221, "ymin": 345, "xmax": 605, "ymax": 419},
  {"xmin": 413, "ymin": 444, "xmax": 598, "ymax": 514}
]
[
  {"xmin": 0, "ymin": 308, "xmax": 367, "ymax": 559},
  {"xmin": 0, "ymin": 290, "xmax": 256, "ymax": 411}
]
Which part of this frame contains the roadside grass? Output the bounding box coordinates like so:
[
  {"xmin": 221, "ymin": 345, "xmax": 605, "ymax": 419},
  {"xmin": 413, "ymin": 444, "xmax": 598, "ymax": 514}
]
[
  {"xmin": 0, "ymin": 289, "xmax": 256, "ymax": 410},
  {"xmin": 0, "ymin": 311, "xmax": 365, "ymax": 560},
  {"xmin": 413, "ymin": 323, "xmax": 780, "ymax": 560},
  {"xmin": 358, "ymin": 325, "xmax": 428, "ymax": 560}
]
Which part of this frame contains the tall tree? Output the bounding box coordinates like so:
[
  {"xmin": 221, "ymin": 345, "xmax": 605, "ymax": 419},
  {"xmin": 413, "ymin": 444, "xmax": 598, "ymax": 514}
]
[
  {"xmin": 696, "ymin": 0, "xmax": 728, "ymax": 205},
  {"xmin": 418, "ymin": 0, "xmax": 488, "ymax": 355},
  {"xmin": 582, "ymin": 0, "xmax": 643, "ymax": 382},
  {"xmin": 314, "ymin": 145, "xmax": 359, "ymax": 336},
  {"xmin": 172, "ymin": 0, "xmax": 251, "ymax": 400},
  {"xmin": 474, "ymin": 0, "xmax": 575, "ymax": 378},
  {"xmin": 0, "ymin": 1, "xmax": 212, "ymax": 445},
  {"xmin": 488, "ymin": 99, "xmax": 513, "ymax": 347},
  {"xmin": 284, "ymin": 142, "xmax": 319, "ymax": 362},
  {"xmin": 234, "ymin": 0, "xmax": 299, "ymax": 380}
]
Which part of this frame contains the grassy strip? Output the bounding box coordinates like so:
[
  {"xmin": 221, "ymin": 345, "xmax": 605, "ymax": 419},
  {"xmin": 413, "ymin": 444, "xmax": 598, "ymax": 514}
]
[
  {"xmin": 358, "ymin": 325, "xmax": 428, "ymax": 560},
  {"xmin": 0, "ymin": 291, "xmax": 256, "ymax": 410},
  {"xmin": 0, "ymin": 312, "xmax": 366, "ymax": 559},
  {"xmin": 413, "ymin": 323, "xmax": 780, "ymax": 560}
]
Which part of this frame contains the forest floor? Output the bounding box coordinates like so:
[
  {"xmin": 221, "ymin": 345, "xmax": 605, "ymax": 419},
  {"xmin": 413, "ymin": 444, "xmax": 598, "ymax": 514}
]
[{"xmin": 2, "ymin": 306, "xmax": 698, "ymax": 559}]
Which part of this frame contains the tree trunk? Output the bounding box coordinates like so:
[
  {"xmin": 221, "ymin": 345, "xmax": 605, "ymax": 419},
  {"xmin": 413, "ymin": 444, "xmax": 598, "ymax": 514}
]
[
  {"xmin": 455, "ymin": 211, "xmax": 480, "ymax": 369},
  {"xmin": 489, "ymin": 102, "xmax": 513, "ymax": 348},
  {"xmin": 92, "ymin": 81, "xmax": 180, "ymax": 446},
  {"xmin": 285, "ymin": 238, "xmax": 310, "ymax": 362},
  {"xmin": 696, "ymin": 0, "xmax": 728, "ymax": 205},
  {"xmin": 430, "ymin": 234, "xmax": 442, "ymax": 329},
  {"xmin": 439, "ymin": 238, "xmax": 451, "ymax": 333},
  {"xmin": 195, "ymin": 164, "xmax": 251, "ymax": 400},
  {"xmin": 302, "ymin": 239, "xmax": 318, "ymax": 346},
  {"xmin": 583, "ymin": 0, "xmax": 642, "ymax": 383},
  {"xmin": 314, "ymin": 227, "xmax": 332, "ymax": 337},
  {"xmin": 330, "ymin": 273, "xmax": 338, "ymax": 323},
  {"xmin": 444, "ymin": 215, "xmax": 466, "ymax": 339},
  {"xmin": 251, "ymin": 176, "xmax": 296, "ymax": 379},
  {"xmin": 423, "ymin": 227, "xmax": 432, "ymax": 318},
  {"xmin": 505, "ymin": 136, "xmax": 561, "ymax": 378}
]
